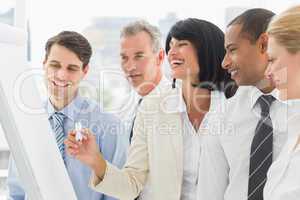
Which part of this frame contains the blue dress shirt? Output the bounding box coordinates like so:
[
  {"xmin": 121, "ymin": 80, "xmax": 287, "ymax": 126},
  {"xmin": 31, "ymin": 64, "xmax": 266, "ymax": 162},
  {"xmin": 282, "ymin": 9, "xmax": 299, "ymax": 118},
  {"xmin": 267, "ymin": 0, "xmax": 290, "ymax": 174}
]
[{"xmin": 7, "ymin": 95, "xmax": 129, "ymax": 200}]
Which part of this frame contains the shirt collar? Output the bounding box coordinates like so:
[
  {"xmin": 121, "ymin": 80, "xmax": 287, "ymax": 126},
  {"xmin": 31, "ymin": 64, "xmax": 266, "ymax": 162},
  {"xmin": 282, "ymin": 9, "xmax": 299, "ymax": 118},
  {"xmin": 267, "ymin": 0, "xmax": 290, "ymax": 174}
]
[
  {"xmin": 279, "ymin": 98, "xmax": 300, "ymax": 120},
  {"xmin": 149, "ymin": 75, "xmax": 171, "ymax": 94},
  {"xmin": 176, "ymin": 87, "xmax": 187, "ymax": 113},
  {"xmin": 45, "ymin": 95, "xmax": 87, "ymax": 122},
  {"xmin": 162, "ymin": 83, "xmax": 223, "ymax": 114},
  {"xmin": 166, "ymin": 79, "xmax": 186, "ymax": 113},
  {"xmin": 136, "ymin": 75, "xmax": 169, "ymax": 101},
  {"xmin": 152, "ymin": 76, "xmax": 184, "ymax": 113},
  {"xmin": 275, "ymin": 94, "xmax": 300, "ymax": 106},
  {"xmin": 248, "ymin": 86, "xmax": 280, "ymax": 109}
]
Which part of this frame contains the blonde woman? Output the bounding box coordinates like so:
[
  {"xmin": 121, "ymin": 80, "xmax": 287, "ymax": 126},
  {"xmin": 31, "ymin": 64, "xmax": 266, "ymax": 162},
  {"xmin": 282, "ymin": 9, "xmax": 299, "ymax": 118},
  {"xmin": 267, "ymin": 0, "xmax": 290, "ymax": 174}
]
[{"xmin": 264, "ymin": 5, "xmax": 300, "ymax": 200}]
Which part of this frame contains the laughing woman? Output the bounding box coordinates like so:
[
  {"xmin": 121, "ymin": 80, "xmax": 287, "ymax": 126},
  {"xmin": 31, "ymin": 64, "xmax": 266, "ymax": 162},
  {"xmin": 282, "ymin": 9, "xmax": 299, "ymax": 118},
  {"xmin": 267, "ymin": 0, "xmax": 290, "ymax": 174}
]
[
  {"xmin": 65, "ymin": 18, "xmax": 235, "ymax": 200},
  {"xmin": 263, "ymin": 5, "xmax": 300, "ymax": 200}
]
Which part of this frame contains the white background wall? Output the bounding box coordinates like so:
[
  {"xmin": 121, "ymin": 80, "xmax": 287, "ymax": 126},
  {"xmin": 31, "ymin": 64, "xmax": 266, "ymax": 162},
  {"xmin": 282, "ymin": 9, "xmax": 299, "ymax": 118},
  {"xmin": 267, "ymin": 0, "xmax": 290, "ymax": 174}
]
[{"xmin": 1, "ymin": 0, "xmax": 300, "ymax": 198}]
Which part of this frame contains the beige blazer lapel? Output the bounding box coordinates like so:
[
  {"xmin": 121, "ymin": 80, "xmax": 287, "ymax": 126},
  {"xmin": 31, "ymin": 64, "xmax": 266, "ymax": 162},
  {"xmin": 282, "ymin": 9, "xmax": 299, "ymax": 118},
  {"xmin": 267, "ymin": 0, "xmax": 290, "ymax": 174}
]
[{"xmin": 159, "ymin": 87, "xmax": 184, "ymax": 187}]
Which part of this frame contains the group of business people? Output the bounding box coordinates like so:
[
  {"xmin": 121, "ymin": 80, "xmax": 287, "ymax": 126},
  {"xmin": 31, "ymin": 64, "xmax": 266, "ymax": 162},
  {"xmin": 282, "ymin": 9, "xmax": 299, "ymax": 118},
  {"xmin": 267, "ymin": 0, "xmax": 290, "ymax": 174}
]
[{"xmin": 7, "ymin": 4, "xmax": 300, "ymax": 200}]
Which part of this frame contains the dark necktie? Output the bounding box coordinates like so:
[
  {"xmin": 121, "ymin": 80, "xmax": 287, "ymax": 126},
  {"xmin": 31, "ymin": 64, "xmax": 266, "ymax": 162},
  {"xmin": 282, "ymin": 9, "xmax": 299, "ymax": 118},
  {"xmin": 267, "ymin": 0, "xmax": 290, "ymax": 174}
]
[
  {"xmin": 49, "ymin": 112, "xmax": 66, "ymax": 160},
  {"xmin": 129, "ymin": 98, "xmax": 143, "ymax": 143},
  {"xmin": 248, "ymin": 95, "xmax": 275, "ymax": 200}
]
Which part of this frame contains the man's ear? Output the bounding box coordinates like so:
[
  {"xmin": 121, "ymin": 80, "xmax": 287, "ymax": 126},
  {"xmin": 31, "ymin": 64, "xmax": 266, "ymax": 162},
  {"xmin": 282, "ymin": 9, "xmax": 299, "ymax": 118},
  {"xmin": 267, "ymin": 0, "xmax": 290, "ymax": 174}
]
[
  {"xmin": 42, "ymin": 59, "xmax": 47, "ymax": 69},
  {"xmin": 82, "ymin": 65, "xmax": 89, "ymax": 76},
  {"xmin": 258, "ymin": 33, "xmax": 269, "ymax": 53},
  {"xmin": 157, "ymin": 48, "xmax": 165, "ymax": 66}
]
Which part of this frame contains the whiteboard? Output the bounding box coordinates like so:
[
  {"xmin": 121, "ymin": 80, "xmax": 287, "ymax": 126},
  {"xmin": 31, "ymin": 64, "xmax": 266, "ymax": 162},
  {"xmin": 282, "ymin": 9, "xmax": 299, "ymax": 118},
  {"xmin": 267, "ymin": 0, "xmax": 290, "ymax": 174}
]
[{"xmin": 0, "ymin": 23, "xmax": 77, "ymax": 200}]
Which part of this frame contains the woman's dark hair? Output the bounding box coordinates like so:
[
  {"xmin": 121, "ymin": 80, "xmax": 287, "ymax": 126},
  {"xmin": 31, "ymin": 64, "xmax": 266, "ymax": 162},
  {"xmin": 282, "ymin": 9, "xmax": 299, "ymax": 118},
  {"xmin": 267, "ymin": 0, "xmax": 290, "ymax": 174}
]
[{"xmin": 165, "ymin": 18, "xmax": 237, "ymax": 98}]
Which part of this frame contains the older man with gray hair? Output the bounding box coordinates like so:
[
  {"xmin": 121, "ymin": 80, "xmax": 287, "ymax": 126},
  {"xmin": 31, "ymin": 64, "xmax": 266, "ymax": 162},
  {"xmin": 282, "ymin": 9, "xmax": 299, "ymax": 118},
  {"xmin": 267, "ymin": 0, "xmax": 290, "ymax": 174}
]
[
  {"xmin": 118, "ymin": 20, "xmax": 167, "ymax": 143},
  {"xmin": 65, "ymin": 19, "xmax": 174, "ymax": 200}
]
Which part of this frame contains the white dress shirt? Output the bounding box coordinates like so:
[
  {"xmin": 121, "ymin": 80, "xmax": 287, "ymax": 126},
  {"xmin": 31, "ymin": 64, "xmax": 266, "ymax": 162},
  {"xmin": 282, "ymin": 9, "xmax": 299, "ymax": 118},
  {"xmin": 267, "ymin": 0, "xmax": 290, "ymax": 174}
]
[
  {"xmin": 117, "ymin": 91, "xmax": 142, "ymax": 136},
  {"xmin": 197, "ymin": 86, "xmax": 289, "ymax": 200},
  {"xmin": 180, "ymin": 95, "xmax": 201, "ymax": 200},
  {"xmin": 264, "ymin": 100, "xmax": 300, "ymax": 200}
]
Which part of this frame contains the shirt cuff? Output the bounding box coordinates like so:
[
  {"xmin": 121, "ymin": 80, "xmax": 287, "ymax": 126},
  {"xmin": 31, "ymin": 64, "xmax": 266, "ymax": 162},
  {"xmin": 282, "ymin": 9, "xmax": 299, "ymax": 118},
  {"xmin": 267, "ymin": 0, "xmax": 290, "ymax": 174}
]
[{"xmin": 89, "ymin": 160, "xmax": 109, "ymax": 188}]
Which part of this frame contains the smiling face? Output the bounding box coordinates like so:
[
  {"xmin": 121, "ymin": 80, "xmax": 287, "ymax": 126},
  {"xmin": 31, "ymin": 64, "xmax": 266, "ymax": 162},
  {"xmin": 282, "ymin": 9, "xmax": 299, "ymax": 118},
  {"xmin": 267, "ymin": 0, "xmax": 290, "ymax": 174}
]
[
  {"xmin": 120, "ymin": 31, "xmax": 163, "ymax": 92},
  {"xmin": 44, "ymin": 44, "xmax": 88, "ymax": 104},
  {"xmin": 222, "ymin": 24, "xmax": 269, "ymax": 86},
  {"xmin": 167, "ymin": 37, "xmax": 200, "ymax": 84},
  {"xmin": 266, "ymin": 37, "xmax": 300, "ymax": 97}
]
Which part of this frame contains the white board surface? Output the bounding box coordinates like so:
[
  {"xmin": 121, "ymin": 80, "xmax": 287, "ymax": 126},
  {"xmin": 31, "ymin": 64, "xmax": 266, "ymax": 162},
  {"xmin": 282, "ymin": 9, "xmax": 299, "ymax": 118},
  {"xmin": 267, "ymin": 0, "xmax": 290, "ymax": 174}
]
[{"xmin": 0, "ymin": 23, "xmax": 77, "ymax": 200}]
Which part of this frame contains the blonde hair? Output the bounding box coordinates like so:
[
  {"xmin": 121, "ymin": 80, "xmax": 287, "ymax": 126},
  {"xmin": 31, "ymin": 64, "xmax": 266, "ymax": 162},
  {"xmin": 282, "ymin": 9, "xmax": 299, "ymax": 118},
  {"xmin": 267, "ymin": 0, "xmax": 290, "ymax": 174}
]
[{"xmin": 267, "ymin": 5, "xmax": 300, "ymax": 54}]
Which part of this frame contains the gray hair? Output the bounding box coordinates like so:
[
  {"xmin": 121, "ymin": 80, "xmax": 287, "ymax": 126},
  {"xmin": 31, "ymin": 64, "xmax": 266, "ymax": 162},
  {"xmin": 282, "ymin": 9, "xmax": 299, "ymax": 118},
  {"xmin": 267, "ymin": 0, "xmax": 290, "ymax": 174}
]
[{"xmin": 120, "ymin": 20, "xmax": 162, "ymax": 53}]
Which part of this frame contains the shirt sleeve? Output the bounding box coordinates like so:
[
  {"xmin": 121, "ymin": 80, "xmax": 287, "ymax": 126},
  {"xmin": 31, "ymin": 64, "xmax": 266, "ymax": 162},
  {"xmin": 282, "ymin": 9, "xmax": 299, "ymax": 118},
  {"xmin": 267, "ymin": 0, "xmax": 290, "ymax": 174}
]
[
  {"xmin": 279, "ymin": 187, "xmax": 300, "ymax": 200},
  {"xmin": 99, "ymin": 115, "xmax": 129, "ymax": 169},
  {"xmin": 7, "ymin": 156, "xmax": 26, "ymax": 200},
  {"xmin": 197, "ymin": 133, "xmax": 230, "ymax": 200},
  {"xmin": 90, "ymin": 110, "xmax": 149, "ymax": 200},
  {"xmin": 98, "ymin": 115, "xmax": 130, "ymax": 200}
]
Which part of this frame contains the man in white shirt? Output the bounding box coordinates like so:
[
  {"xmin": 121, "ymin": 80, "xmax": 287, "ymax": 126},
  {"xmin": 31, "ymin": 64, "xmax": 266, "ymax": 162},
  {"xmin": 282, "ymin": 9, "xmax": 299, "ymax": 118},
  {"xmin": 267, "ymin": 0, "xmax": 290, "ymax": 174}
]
[{"xmin": 197, "ymin": 8, "xmax": 289, "ymax": 200}]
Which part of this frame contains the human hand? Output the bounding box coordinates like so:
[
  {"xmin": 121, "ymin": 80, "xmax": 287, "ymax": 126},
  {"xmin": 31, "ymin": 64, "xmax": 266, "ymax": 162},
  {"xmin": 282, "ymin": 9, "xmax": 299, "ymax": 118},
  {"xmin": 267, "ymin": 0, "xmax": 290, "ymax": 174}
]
[{"xmin": 65, "ymin": 128, "xmax": 106, "ymax": 174}]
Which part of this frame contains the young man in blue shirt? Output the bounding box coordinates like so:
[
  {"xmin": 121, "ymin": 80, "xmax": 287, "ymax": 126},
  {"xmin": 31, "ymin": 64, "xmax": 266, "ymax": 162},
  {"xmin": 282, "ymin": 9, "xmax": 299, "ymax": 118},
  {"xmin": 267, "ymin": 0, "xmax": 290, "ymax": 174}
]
[{"xmin": 7, "ymin": 31, "xmax": 129, "ymax": 200}]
